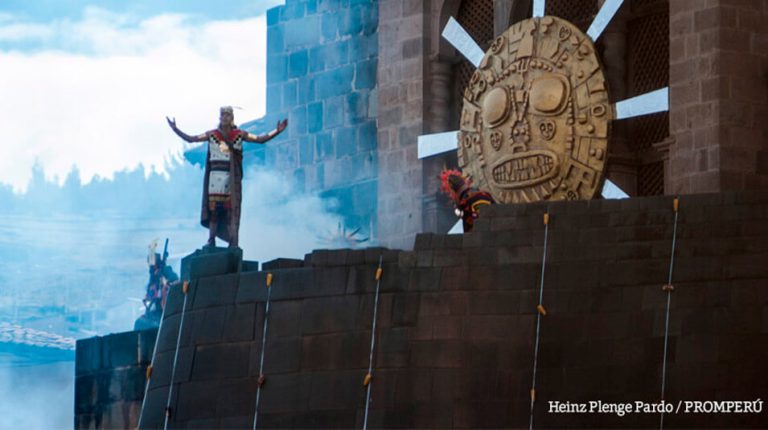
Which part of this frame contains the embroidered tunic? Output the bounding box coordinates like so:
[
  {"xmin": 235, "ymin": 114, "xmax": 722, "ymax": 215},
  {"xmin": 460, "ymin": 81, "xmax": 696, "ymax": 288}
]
[
  {"xmin": 206, "ymin": 132, "xmax": 242, "ymax": 201},
  {"xmin": 201, "ymin": 128, "xmax": 245, "ymax": 243}
]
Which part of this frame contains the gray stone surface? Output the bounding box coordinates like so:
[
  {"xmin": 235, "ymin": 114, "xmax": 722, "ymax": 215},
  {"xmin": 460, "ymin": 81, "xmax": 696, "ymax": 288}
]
[{"xmin": 81, "ymin": 192, "xmax": 768, "ymax": 429}]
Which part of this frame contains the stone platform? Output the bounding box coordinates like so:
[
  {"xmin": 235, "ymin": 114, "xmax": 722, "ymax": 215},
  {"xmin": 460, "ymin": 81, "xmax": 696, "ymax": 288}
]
[{"xmin": 77, "ymin": 191, "xmax": 768, "ymax": 429}]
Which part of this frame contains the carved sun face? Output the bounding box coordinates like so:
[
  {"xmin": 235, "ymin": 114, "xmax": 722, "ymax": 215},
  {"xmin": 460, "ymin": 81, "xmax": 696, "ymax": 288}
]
[{"xmin": 458, "ymin": 16, "xmax": 613, "ymax": 203}]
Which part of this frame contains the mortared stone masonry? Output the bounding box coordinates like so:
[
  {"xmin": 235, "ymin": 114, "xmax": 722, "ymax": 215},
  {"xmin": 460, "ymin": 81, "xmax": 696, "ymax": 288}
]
[{"xmin": 78, "ymin": 191, "xmax": 768, "ymax": 429}]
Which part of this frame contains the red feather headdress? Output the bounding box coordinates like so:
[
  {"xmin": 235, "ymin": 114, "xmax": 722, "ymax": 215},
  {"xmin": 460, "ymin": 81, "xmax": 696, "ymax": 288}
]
[{"xmin": 439, "ymin": 168, "xmax": 470, "ymax": 202}]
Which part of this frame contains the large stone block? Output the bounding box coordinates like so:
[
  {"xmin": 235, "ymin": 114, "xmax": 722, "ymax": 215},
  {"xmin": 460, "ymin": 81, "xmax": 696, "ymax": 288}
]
[
  {"xmin": 76, "ymin": 336, "xmax": 102, "ymax": 374},
  {"xmin": 315, "ymin": 65, "xmax": 355, "ymax": 99},
  {"xmin": 301, "ymin": 331, "xmax": 369, "ymax": 370},
  {"xmin": 289, "ymin": 104, "xmax": 308, "ymax": 136},
  {"xmin": 267, "ymin": 53, "xmax": 287, "ymax": 83},
  {"xmin": 258, "ymin": 373, "xmax": 312, "ymax": 414},
  {"xmin": 408, "ymin": 268, "xmax": 441, "ymax": 291},
  {"xmin": 298, "ymin": 73, "xmax": 317, "ymax": 105},
  {"xmin": 102, "ymin": 331, "xmax": 141, "ymax": 369},
  {"xmin": 192, "ymin": 343, "xmax": 251, "ymax": 381},
  {"xmin": 308, "ymin": 370, "xmax": 362, "ymax": 410},
  {"xmin": 266, "ymin": 267, "xmax": 323, "ymax": 300},
  {"xmin": 334, "ymin": 126, "xmax": 358, "ymax": 157},
  {"xmin": 349, "ymin": 32, "xmax": 378, "ymax": 59},
  {"xmin": 267, "ymin": 300, "xmax": 304, "ymax": 338},
  {"xmin": 237, "ymin": 271, "xmax": 269, "ymax": 303},
  {"xmin": 280, "ymin": 1, "xmax": 306, "ymax": 20},
  {"xmin": 263, "ymin": 336, "xmax": 302, "ymax": 374},
  {"xmin": 147, "ymin": 346, "xmax": 194, "ymax": 389},
  {"xmin": 222, "ymin": 304, "xmax": 257, "ymax": 342},
  {"xmin": 187, "ymin": 307, "xmax": 229, "ymax": 346},
  {"xmin": 267, "ymin": 83, "xmax": 282, "ymax": 112},
  {"xmin": 173, "ymin": 380, "xmax": 221, "ymax": 422},
  {"xmin": 306, "ymin": 101, "xmax": 323, "ymax": 133},
  {"xmin": 266, "ymin": 6, "xmax": 281, "ymax": 26},
  {"xmin": 181, "ymin": 247, "xmax": 242, "ymax": 281},
  {"xmin": 288, "ymin": 49, "xmax": 309, "ymax": 78},
  {"xmin": 339, "ymin": 6, "xmax": 364, "ymax": 36},
  {"xmin": 138, "ymin": 328, "xmax": 158, "ymax": 364},
  {"xmin": 323, "ymin": 96, "xmax": 344, "ymax": 129},
  {"xmin": 357, "ymin": 120, "xmax": 377, "ymax": 151},
  {"xmin": 321, "ymin": 10, "xmax": 339, "ymax": 40},
  {"xmin": 325, "ymin": 40, "xmax": 351, "ymax": 68},
  {"xmin": 354, "ymin": 58, "xmax": 377, "ymax": 90},
  {"xmin": 267, "ymin": 24, "xmax": 284, "ymax": 52},
  {"xmin": 293, "ymin": 157, "xmax": 310, "ymax": 184},
  {"xmin": 300, "ymin": 296, "xmax": 360, "ymax": 335},
  {"xmin": 345, "ymin": 91, "xmax": 369, "ymax": 125},
  {"xmin": 284, "ymin": 15, "xmax": 321, "ymax": 47},
  {"xmin": 192, "ymin": 273, "xmax": 239, "ymax": 310}
]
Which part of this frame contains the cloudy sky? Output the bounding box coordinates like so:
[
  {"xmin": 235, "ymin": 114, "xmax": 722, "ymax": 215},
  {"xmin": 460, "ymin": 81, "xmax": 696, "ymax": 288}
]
[{"xmin": 0, "ymin": 0, "xmax": 284, "ymax": 193}]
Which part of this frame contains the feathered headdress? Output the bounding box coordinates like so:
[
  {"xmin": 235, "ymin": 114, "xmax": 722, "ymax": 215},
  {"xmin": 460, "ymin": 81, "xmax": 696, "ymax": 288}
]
[{"xmin": 439, "ymin": 168, "xmax": 470, "ymax": 202}]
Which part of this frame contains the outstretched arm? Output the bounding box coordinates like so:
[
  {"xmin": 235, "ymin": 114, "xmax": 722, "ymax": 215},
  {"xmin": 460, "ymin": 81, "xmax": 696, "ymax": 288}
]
[
  {"xmin": 166, "ymin": 117, "xmax": 208, "ymax": 143},
  {"xmin": 242, "ymin": 119, "xmax": 288, "ymax": 143}
]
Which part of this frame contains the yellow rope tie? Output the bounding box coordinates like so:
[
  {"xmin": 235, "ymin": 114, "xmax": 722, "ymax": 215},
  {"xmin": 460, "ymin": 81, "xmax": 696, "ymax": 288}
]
[
  {"xmin": 266, "ymin": 273, "xmax": 273, "ymax": 287},
  {"xmin": 146, "ymin": 365, "xmax": 153, "ymax": 380},
  {"xmin": 182, "ymin": 280, "xmax": 189, "ymax": 294},
  {"xmin": 662, "ymin": 284, "xmax": 674, "ymax": 292},
  {"xmin": 536, "ymin": 304, "xmax": 547, "ymax": 316}
]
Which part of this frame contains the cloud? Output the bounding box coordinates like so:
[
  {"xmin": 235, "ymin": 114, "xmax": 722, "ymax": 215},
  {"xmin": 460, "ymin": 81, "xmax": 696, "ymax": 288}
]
[{"xmin": 0, "ymin": 8, "xmax": 270, "ymax": 193}]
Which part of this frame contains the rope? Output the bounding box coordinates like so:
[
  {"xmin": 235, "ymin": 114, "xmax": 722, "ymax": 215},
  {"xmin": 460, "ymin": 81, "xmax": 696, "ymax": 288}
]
[
  {"xmin": 136, "ymin": 280, "xmax": 175, "ymax": 428},
  {"xmin": 252, "ymin": 272, "xmax": 274, "ymax": 430},
  {"xmin": 529, "ymin": 212, "xmax": 550, "ymax": 430},
  {"xmin": 163, "ymin": 280, "xmax": 191, "ymax": 430},
  {"xmin": 363, "ymin": 255, "xmax": 384, "ymax": 430},
  {"xmin": 660, "ymin": 197, "xmax": 680, "ymax": 430}
]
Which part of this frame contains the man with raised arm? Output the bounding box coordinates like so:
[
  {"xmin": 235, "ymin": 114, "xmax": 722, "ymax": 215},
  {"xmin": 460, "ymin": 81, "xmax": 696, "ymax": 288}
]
[{"xmin": 167, "ymin": 107, "xmax": 288, "ymax": 248}]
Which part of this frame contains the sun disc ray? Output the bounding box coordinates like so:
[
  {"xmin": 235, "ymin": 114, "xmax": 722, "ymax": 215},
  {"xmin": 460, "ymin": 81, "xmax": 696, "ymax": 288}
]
[
  {"xmin": 614, "ymin": 87, "xmax": 669, "ymax": 120},
  {"xmin": 441, "ymin": 17, "xmax": 484, "ymax": 67},
  {"xmin": 586, "ymin": 0, "xmax": 625, "ymax": 41},
  {"xmin": 448, "ymin": 220, "xmax": 464, "ymax": 235},
  {"xmin": 418, "ymin": 130, "xmax": 459, "ymax": 159},
  {"xmin": 601, "ymin": 179, "xmax": 630, "ymax": 199}
]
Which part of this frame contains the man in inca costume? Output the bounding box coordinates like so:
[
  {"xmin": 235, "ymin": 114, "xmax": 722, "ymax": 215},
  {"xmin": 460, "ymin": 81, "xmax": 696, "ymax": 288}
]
[
  {"xmin": 440, "ymin": 168, "xmax": 496, "ymax": 232},
  {"xmin": 167, "ymin": 107, "xmax": 287, "ymax": 248}
]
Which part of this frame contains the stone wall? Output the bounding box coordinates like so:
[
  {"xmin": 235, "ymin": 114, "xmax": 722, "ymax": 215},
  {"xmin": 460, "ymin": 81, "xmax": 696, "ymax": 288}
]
[
  {"xmin": 376, "ymin": 0, "xmax": 428, "ymax": 249},
  {"xmin": 132, "ymin": 191, "xmax": 768, "ymax": 428},
  {"xmin": 249, "ymin": 0, "xmax": 380, "ymax": 236},
  {"xmin": 75, "ymin": 329, "xmax": 157, "ymax": 429},
  {"xmin": 668, "ymin": 1, "xmax": 768, "ymax": 193}
]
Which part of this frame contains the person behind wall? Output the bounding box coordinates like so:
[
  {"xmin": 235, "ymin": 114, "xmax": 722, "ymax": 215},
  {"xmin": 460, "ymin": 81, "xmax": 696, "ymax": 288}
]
[
  {"xmin": 166, "ymin": 107, "xmax": 287, "ymax": 248},
  {"xmin": 439, "ymin": 168, "xmax": 496, "ymax": 232},
  {"xmin": 145, "ymin": 240, "xmax": 177, "ymax": 313},
  {"xmin": 135, "ymin": 239, "xmax": 178, "ymax": 330}
]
